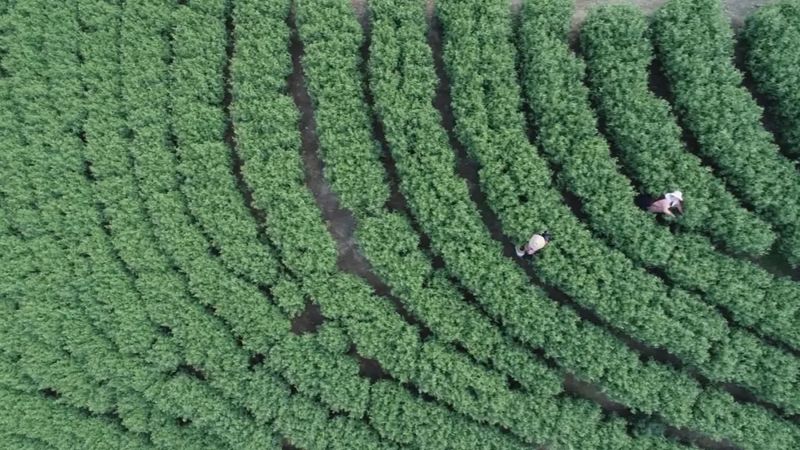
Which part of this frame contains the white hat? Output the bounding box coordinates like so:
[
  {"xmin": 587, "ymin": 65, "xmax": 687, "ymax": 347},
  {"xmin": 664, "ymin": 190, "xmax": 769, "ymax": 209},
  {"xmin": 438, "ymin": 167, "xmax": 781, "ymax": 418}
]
[{"xmin": 667, "ymin": 191, "xmax": 683, "ymax": 202}]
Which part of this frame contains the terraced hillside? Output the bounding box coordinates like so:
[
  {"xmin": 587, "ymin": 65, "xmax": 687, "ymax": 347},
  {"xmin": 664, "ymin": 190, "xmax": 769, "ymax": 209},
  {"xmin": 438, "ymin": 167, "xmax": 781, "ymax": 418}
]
[{"xmin": 1, "ymin": 0, "xmax": 798, "ymax": 449}]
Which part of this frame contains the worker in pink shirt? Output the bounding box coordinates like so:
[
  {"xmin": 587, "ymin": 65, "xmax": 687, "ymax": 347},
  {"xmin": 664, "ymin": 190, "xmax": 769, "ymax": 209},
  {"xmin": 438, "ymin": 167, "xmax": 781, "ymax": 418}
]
[
  {"xmin": 516, "ymin": 231, "xmax": 553, "ymax": 258},
  {"xmin": 648, "ymin": 190, "xmax": 684, "ymax": 216},
  {"xmin": 637, "ymin": 190, "xmax": 684, "ymax": 216}
]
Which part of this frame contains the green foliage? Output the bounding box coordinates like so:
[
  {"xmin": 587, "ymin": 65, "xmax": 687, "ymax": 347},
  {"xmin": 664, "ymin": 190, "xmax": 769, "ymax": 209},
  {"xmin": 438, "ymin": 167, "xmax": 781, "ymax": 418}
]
[
  {"xmin": 3, "ymin": 0, "xmax": 161, "ymax": 435},
  {"xmin": 84, "ymin": 0, "xmax": 394, "ymax": 447},
  {"xmin": 121, "ymin": 2, "xmax": 400, "ymax": 447},
  {"xmin": 233, "ymin": 0, "xmax": 549, "ymax": 446},
  {"xmin": 0, "ymin": 386, "xmax": 151, "ymax": 449},
  {"xmin": 521, "ymin": 0, "xmax": 704, "ymax": 362},
  {"xmin": 519, "ymin": 0, "xmax": 800, "ymax": 413},
  {"xmin": 369, "ymin": 381, "xmax": 530, "ymax": 450},
  {"xmin": 581, "ymin": 5, "xmax": 775, "ymax": 255},
  {"xmin": 267, "ymin": 334, "xmax": 369, "ymax": 417},
  {"xmin": 653, "ymin": 0, "xmax": 800, "ymax": 267},
  {"xmin": 274, "ymin": 395, "xmax": 394, "ymax": 450},
  {"xmin": 0, "ymin": 0, "xmax": 280, "ymax": 447},
  {"xmin": 171, "ymin": 0, "xmax": 279, "ymax": 286},
  {"xmin": 4, "ymin": 0, "xmax": 800, "ymax": 447},
  {"xmin": 119, "ymin": 3, "xmax": 303, "ymax": 436},
  {"xmin": 296, "ymin": 0, "xmax": 390, "ymax": 216},
  {"xmin": 442, "ymin": 0, "xmax": 726, "ymax": 370},
  {"xmin": 367, "ymin": 0, "xmax": 706, "ymax": 448},
  {"xmin": 744, "ymin": 1, "xmax": 800, "ymax": 157},
  {"xmin": 295, "ymin": 0, "xmax": 563, "ymax": 400},
  {"xmin": 583, "ymin": 6, "xmax": 800, "ymax": 352},
  {"xmin": 436, "ymin": 0, "xmax": 800, "ymax": 447},
  {"xmin": 235, "ymin": 0, "xmax": 648, "ymax": 445}
]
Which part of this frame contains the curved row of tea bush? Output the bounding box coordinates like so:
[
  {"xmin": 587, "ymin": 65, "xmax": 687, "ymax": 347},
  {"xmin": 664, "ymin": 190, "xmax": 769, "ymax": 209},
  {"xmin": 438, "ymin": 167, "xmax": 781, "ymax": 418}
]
[
  {"xmin": 0, "ymin": 0, "xmax": 284, "ymax": 447},
  {"xmin": 367, "ymin": 1, "xmax": 691, "ymax": 449},
  {"xmin": 4, "ymin": 0, "xmax": 585, "ymax": 447},
  {"xmin": 580, "ymin": 2, "xmax": 800, "ymax": 360},
  {"xmin": 0, "ymin": 0, "xmax": 246, "ymax": 445},
  {"xmin": 652, "ymin": 0, "xmax": 800, "ymax": 267},
  {"xmin": 120, "ymin": 4, "xmax": 358, "ymax": 444},
  {"xmin": 436, "ymin": 0, "xmax": 800, "ymax": 447},
  {"xmin": 0, "ymin": 385, "xmax": 151, "ymax": 449},
  {"xmin": 294, "ymin": 0, "xmax": 564, "ymax": 398},
  {"xmin": 516, "ymin": 0, "xmax": 800, "ymax": 413},
  {"xmin": 170, "ymin": 0, "xmax": 280, "ymax": 287},
  {"xmin": 91, "ymin": 0, "xmax": 406, "ymax": 447},
  {"xmin": 580, "ymin": 6, "xmax": 775, "ymax": 256},
  {"xmin": 168, "ymin": 5, "xmax": 357, "ymax": 414},
  {"xmin": 221, "ymin": 1, "xmax": 535, "ymax": 446},
  {"xmin": 131, "ymin": 1, "xmax": 523, "ymax": 448},
  {"xmin": 744, "ymin": 1, "xmax": 800, "ymax": 157},
  {"xmin": 379, "ymin": 0, "xmax": 800, "ymax": 448},
  {"xmin": 4, "ymin": 0, "xmax": 800, "ymax": 447},
  {"xmin": 230, "ymin": 0, "xmax": 563, "ymax": 447},
  {"xmin": 294, "ymin": 1, "xmax": 701, "ymax": 448}
]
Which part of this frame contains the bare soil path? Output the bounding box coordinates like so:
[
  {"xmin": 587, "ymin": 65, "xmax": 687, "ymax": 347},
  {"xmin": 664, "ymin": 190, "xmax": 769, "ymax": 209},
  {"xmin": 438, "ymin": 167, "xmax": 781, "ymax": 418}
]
[
  {"xmin": 570, "ymin": 0, "xmax": 774, "ymax": 29},
  {"xmin": 354, "ymin": 0, "xmax": 776, "ymax": 29}
]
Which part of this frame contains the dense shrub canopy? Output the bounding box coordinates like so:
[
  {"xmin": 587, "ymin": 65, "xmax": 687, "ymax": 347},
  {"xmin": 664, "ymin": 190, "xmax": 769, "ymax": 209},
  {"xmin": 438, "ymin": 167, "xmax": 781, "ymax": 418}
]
[{"xmin": 1, "ymin": 0, "xmax": 798, "ymax": 449}]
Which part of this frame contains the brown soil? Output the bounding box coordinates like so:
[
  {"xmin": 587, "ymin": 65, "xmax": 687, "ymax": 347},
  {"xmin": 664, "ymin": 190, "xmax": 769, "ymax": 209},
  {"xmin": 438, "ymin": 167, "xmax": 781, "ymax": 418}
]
[
  {"xmin": 567, "ymin": 1, "xmax": 777, "ymax": 40},
  {"xmin": 355, "ymin": 0, "xmax": 776, "ymax": 29}
]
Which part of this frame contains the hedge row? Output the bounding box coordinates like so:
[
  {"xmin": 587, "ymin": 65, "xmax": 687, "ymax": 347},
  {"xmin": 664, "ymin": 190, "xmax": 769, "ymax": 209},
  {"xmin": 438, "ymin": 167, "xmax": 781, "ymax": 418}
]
[
  {"xmin": 0, "ymin": 0, "xmax": 274, "ymax": 447},
  {"xmin": 294, "ymin": 0, "xmax": 390, "ymax": 216},
  {"xmin": 2, "ymin": 0, "xmax": 535, "ymax": 447},
  {"xmin": 580, "ymin": 2, "xmax": 800, "ymax": 363},
  {"xmin": 170, "ymin": 1, "xmax": 376, "ymax": 426},
  {"xmin": 232, "ymin": 0, "xmax": 638, "ymax": 446},
  {"xmin": 439, "ymin": 0, "xmax": 729, "ymax": 373},
  {"xmin": 170, "ymin": 0, "xmax": 279, "ymax": 287},
  {"xmin": 232, "ymin": 1, "xmax": 536, "ymax": 448},
  {"xmin": 580, "ymin": 6, "xmax": 775, "ymax": 255},
  {"xmin": 0, "ymin": 385, "xmax": 150, "ymax": 450},
  {"xmin": 121, "ymin": 2, "xmax": 302, "ymax": 440},
  {"xmin": 367, "ymin": 0, "xmax": 716, "ymax": 448},
  {"xmin": 127, "ymin": 0, "xmax": 530, "ymax": 447},
  {"xmin": 652, "ymin": 0, "xmax": 800, "ymax": 267},
  {"xmin": 295, "ymin": 1, "xmax": 695, "ymax": 447},
  {"xmin": 114, "ymin": 1, "xmax": 396, "ymax": 448},
  {"xmin": 294, "ymin": 0, "xmax": 562, "ymax": 397},
  {"xmin": 436, "ymin": 0, "xmax": 800, "ymax": 447},
  {"xmin": 517, "ymin": 0, "xmax": 800, "ymax": 412},
  {"xmin": 744, "ymin": 1, "xmax": 800, "ymax": 157},
  {"xmin": 1, "ymin": 0, "xmax": 218, "ymax": 442}
]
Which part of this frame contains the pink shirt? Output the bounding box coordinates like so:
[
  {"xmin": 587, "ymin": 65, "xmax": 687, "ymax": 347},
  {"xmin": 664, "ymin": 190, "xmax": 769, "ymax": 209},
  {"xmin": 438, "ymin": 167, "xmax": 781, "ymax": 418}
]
[{"xmin": 648, "ymin": 198, "xmax": 672, "ymax": 215}]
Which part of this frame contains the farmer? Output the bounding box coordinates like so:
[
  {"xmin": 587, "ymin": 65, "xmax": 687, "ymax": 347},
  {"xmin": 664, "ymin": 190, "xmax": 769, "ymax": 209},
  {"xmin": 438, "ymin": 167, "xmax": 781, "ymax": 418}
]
[
  {"xmin": 516, "ymin": 231, "xmax": 553, "ymax": 258},
  {"xmin": 639, "ymin": 190, "xmax": 684, "ymax": 216}
]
